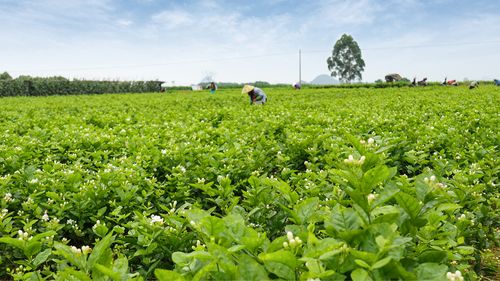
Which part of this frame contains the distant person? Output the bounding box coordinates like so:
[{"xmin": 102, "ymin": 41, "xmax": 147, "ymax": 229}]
[
  {"xmin": 469, "ymin": 81, "xmax": 479, "ymax": 89},
  {"xmin": 242, "ymin": 85, "xmax": 267, "ymax": 105},
  {"xmin": 417, "ymin": 78, "xmax": 427, "ymax": 86},
  {"xmin": 442, "ymin": 78, "xmax": 458, "ymax": 86},
  {"xmin": 294, "ymin": 83, "xmax": 301, "ymax": 90},
  {"xmin": 494, "ymin": 79, "xmax": 500, "ymax": 86},
  {"xmin": 207, "ymin": 82, "xmax": 217, "ymax": 94}
]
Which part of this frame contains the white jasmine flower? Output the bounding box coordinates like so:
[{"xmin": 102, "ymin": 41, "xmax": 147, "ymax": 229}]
[
  {"xmin": 344, "ymin": 155, "xmax": 365, "ymax": 165},
  {"xmin": 367, "ymin": 193, "xmax": 377, "ymax": 203},
  {"xmin": 17, "ymin": 230, "xmax": 31, "ymax": 241},
  {"xmin": 367, "ymin": 138, "xmax": 375, "ymax": 145},
  {"xmin": 446, "ymin": 270, "xmax": 464, "ymax": 281},
  {"xmin": 92, "ymin": 220, "xmax": 103, "ymax": 230},
  {"xmin": 150, "ymin": 214, "xmax": 164, "ymax": 225},
  {"xmin": 359, "ymin": 156, "xmax": 366, "ymax": 164},
  {"xmin": 81, "ymin": 246, "xmax": 92, "ymax": 254},
  {"xmin": 217, "ymin": 175, "xmax": 224, "ymax": 183},
  {"xmin": 436, "ymin": 182, "xmax": 447, "ymax": 189},
  {"xmin": 70, "ymin": 246, "xmax": 82, "ymax": 255},
  {"xmin": 42, "ymin": 210, "xmax": 49, "ymax": 222},
  {"xmin": 3, "ymin": 192, "xmax": 13, "ymax": 202}
]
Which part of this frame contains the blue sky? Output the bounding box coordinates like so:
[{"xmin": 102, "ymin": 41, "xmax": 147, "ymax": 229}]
[{"xmin": 1, "ymin": 0, "xmax": 499, "ymax": 84}]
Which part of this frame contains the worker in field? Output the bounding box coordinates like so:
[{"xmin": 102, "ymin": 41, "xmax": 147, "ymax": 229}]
[
  {"xmin": 469, "ymin": 81, "xmax": 479, "ymax": 89},
  {"xmin": 207, "ymin": 82, "xmax": 217, "ymax": 94},
  {"xmin": 442, "ymin": 78, "xmax": 458, "ymax": 86},
  {"xmin": 494, "ymin": 79, "xmax": 500, "ymax": 86},
  {"xmin": 242, "ymin": 85, "xmax": 267, "ymax": 105}
]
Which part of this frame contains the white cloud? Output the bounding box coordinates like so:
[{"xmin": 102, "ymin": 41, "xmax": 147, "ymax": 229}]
[
  {"xmin": 313, "ymin": 0, "xmax": 383, "ymax": 26},
  {"xmin": 117, "ymin": 19, "xmax": 133, "ymax": 27},
  {"xmin": 152, "ymin": 9, "xmax": 194, "ymax": 29},
  {"xmin": 0, "ymin": 0, "xmax": 498, "ymax": 83}
]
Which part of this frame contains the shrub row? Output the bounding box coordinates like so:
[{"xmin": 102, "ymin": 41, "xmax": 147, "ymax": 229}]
[{"xmin": 0, "ymin": 78, "xmax": 162, "ymax": 97}]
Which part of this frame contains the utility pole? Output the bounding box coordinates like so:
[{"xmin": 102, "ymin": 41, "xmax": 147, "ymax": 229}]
[{"xmin": 299, "ymin": 49, "xmax": 302, "ymax": 87}]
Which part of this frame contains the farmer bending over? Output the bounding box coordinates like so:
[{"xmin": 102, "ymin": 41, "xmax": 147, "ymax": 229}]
[
  {"xmin": 242, "ymin": 85, "xmax": 267, "ymax": 105},
  {"xmin": 207, "ymin": 82, "xmax": 217, "ymax": 94}
]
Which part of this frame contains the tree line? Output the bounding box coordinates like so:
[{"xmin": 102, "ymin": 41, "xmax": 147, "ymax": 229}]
[{"xmin": 0, "ymin": 73, "xmax": 162, "ymax": 97}]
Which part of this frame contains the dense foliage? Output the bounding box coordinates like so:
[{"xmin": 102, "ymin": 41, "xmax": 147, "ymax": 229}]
[
  {"xmin": 0, "ymin": 86, "xmax": 498, "ymax": 280},
  {"xmin": 0, "ymin": 76, "xmax": 161, "ymax": 97}
]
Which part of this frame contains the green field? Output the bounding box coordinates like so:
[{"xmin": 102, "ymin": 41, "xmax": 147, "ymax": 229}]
[{"xmin": 0, "ymin": 86, "xmax": 499, "ymax": 280}]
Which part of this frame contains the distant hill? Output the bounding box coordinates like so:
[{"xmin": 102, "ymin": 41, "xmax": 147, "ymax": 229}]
[{"xmin": 310, "ymin": 74, "xmax": 339, "ymax": 85}]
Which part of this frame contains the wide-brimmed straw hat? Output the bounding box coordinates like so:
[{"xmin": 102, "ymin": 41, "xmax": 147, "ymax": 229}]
[{"xmin": 241, "ymin": 85, "xmax": 255, "ymax": 94}]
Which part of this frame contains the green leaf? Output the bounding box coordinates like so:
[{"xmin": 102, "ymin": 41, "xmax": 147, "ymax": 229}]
[
  {"xmin": 94, "ymin": 264, "xmax": 121, "ymax": 281},
  {"xmin": 272, "ymin": 180, "xmax": 299, "ymax": 204},
  {"xmin": 326, "ymin": 206, "xmax": 361, "ymax": 234},
  {"xmin": 371, "ymin": 205, "xmax": 401, "ymax": 224},
  {"xmin": 415, "ymin": 263, "xmax": 447, "ymax": 281},
  {"xmin": 223, "ymin": 213, "xmax": 246, "ymax": 242},
  {"xmin": 395, "ymin": 192, "xmax": 421, "ymax": 220},
  {"xmin": 155, "ymin": 269, "xmax": 186, "ymax": 281},
  {"xmin": 31, "ymin": 230, "xmax": 57, "ymax": 242},
  {"xmin": 456, "ymin": 246, "xmax": 475, "ymax": 255},
  {"xmin": 0, "ymin": 237, "xmax": 25, "ymax": 250},
  {"xmin": 237, "ymin": 255, "xmax": 269, "ymax": 281},
  {"xmin": 361, "ymin": 165, "xmax": 395, "ymax": 193},
  {"xmin": 371, "ymin": 257, "xmax": 391, "ymax": 270},
  {"xmin": 241, "ymin": 227, "xmax": 267, "ymax": 252},
  {"xmin": 228, "ymin": 244, "xmax": 246, "ymax": 253},
  {"xmin": 199, "ymin": 216, "xmax": 225, "ymax": 238},
  {"xmin": 172, "ymin": 252, "xmax": 189, "ymax": 265},
  {"xmin": 418, "ymin": 250, "xmax": 447, "ymax": 263},
  {"xmin": 293, "ymin": 197, "xmax": 320, "ymax": 224},
  {"xmin": 97, "ymin": 206, "xmax": 107, "ymax": 217},
  {"xmin": 32, "ymin": 249, "xmax": 51, "ymax": 268},
  {"xmin": 371, "ymin": 184, "xmax": 400, "ymax": 208},
  {"xmin": 436, "ymin": 203, "xmax": 461, "ymax": 213},
  {"xmin": 354, "ymin": 259, "xmax": 370, "ymax": 269},
  {"xmin": 259, "ymin": 250, "xmax": 297, "ymax": 280},
  {"xmin": 113, "ymin": 255, "xmax": 129, "ymax": 274},
  {"xmin": 24, "ymin": 241, "xmax": 42, "ymax": 258},
  {"xmin": 88, "ymin": 233, "xmax": 114, "ymax": 269},
  {"xmin": 351, "ymin": 268, "xmax": 371, "ymax": 281}
]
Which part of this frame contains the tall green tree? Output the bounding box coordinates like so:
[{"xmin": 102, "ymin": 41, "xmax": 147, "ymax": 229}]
[
  {"xmin": 327, "ymin": 34, "xmax": 365, "ymax": 83},
  {"xmin": 0, "ymin": 71, "xmax": 12, "ymax": 80}
]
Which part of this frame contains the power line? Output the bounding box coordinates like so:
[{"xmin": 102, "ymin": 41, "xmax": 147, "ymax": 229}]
[
  {"xmin": 305, "ymin": 40, "xmax": 500, "ymax": 53},
  {"xmin": 10, "ymin": 40, "xmax": 500, "ymax": 73},
  {"xmin": 11, "ymin": 52, "xmax": 296, "ymax": 73}
]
